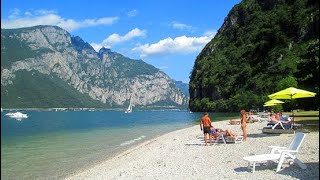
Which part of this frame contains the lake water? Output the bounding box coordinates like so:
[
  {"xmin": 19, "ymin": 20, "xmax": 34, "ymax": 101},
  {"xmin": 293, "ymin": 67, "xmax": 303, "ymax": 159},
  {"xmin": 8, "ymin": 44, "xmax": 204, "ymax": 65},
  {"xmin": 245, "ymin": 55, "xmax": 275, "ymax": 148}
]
[{"xmin": 1, "ymin": 110, "xmax": 238, "ymax": 179}]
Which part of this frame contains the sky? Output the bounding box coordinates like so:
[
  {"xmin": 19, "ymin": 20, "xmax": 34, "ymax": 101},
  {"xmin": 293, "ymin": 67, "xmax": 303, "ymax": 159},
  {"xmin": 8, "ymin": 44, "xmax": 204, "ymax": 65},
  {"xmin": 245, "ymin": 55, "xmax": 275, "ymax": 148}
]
[{"xmin": 1, "ymin": 0, "xmax": 241, "ymax": 83}]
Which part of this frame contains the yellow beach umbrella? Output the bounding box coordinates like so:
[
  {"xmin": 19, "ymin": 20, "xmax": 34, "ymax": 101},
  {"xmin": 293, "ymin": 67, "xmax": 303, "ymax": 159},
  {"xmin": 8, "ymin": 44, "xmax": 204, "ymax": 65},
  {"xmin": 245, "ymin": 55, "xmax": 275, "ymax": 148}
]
[
  {"xmin": 268, "ymin": 87, "xmax": 317, "ymax": 127},
  {"xmin": 263, "ymin": 103, "xmax": 276, "ymax": 107},
  {"xmin": 264, "ymin": 99, "xmax": 285, "ymax": 105},
  {"xmin": 268, "ymin": 87, "xmax": 316, "ymax": 99}
]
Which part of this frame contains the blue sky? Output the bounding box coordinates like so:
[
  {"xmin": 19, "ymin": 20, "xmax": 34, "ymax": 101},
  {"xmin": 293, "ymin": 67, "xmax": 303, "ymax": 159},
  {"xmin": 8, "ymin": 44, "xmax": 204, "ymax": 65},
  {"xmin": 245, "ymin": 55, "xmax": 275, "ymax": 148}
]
[{"xmin": 1, "ymin": 0, "xmax": 241, "ymax": 83}]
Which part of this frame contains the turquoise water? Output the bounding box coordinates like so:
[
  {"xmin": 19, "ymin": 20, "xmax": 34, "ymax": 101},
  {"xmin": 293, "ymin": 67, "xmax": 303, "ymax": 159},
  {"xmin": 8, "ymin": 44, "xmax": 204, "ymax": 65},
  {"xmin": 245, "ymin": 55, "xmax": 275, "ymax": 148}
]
[{"xmin": 1, "ymin": 110, "xmax": 237, "ymax": 179}]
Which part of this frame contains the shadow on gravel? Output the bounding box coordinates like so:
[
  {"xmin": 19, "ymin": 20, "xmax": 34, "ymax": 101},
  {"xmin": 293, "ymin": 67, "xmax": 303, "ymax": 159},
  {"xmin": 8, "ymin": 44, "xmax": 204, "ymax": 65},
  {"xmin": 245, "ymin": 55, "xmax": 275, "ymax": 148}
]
[
  {"xmin": 185, "ymin": 143, "xmax": 204, "ymax": 146},
  {"xmin": 234, "ymin": 162, "xmax": 319, "ymax": 179},
  {"xmin": 233, "ymin": 166, "xmax": 250, "ymax": 173},
  {"xmin": 234, "ymin": 161, "xmax": 276, "ymax": 173},
  {"xmin": 277, "ymin": 162, "xmax": 319, "ymax": 180},
  {"xmin": 246, "ymin": 133, "xmax": 280, "ymax": 138}
]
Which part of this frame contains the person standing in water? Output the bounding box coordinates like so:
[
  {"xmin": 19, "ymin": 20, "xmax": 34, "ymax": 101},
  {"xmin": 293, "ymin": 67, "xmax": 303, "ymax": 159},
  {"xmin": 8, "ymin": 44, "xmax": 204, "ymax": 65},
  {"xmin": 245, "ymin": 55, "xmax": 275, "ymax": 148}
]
[
  {"xmin": 200, "ymin": 112, "xmax": 213, "ymax": 146},
  {"xmin": 240, "ymin": 109, "xmax": 247, "ymax": 141}
]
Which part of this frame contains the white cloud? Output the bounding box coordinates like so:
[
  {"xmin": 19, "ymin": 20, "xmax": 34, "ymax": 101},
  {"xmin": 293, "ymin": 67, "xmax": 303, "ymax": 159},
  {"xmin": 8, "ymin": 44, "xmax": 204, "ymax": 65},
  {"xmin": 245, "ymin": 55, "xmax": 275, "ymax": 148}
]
[
  {"xmin": 204, "ymin": 30, "xmax": 217, "ymax": 37},
  {"xmin": 132, "ymin": 32, "xmax": 216, "ymax": 58},
  {"xmin": 8, "ymin": 8, "xmax": 20, "ymax": 19},
  {"xmin": 91, "ymin": 28, "xmax": 146, "ymax": 51},
  {"xmin": 171, "ymin": 21, "xmax": 194, "ymax": 30},
  {"xmin": 127, "ymin": 9, "xmax": 139, "ymax": 17},
  {"xmin": 1, "ymin": 9, "xmax": 118, "ymax": 31}
]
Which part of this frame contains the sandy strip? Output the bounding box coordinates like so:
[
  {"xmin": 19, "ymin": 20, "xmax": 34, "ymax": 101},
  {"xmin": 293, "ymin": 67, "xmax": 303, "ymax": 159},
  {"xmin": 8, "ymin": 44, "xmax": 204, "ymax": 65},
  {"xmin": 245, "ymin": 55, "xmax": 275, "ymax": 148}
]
[{"xmin": 65, "ymin": 120, "xmax": 319, "ymax": 180}]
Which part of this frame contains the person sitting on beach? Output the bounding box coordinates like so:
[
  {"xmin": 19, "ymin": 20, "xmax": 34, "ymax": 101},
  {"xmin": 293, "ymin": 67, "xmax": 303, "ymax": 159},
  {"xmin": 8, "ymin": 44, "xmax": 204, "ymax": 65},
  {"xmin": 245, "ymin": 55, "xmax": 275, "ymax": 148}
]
[
  {"xmin": 270, "ymin": 113, "xmax": 291, "ymax": 124},
  {"xmin": 275, "ymin": 112, "xmax": 281, "ymax": 121},
  {"xmin": 270, "ymin": 113, "xmax": 279, "ymax": 123},
  {"xmin": 247, "ymin": 112, "xmax": 261, "ymax": 122},
  {"xmin": 279, "ymin": 112, "xmax": 292, "ymax": 122}
]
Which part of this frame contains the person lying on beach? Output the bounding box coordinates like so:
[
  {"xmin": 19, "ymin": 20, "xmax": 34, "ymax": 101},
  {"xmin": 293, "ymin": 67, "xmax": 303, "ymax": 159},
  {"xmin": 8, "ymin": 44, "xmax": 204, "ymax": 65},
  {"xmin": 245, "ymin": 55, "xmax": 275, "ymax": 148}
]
[
  {"xmin": 229, "ymin": 119, "xmax": 240, "ymax": 125},
  {"xmin": 210, "ymin": 127, "xmax": 238, "ymax": 139},
  {"xmin": 247, "ymin": 112, "xmax": 261, "ymax": 122}
]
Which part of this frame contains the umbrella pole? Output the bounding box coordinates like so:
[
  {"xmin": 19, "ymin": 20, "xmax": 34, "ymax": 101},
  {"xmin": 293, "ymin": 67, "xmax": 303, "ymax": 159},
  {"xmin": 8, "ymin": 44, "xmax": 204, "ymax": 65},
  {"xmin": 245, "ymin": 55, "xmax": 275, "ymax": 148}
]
[{"xmin": 291, "ymin": 95, "xmax": 294, "ymax": 128}]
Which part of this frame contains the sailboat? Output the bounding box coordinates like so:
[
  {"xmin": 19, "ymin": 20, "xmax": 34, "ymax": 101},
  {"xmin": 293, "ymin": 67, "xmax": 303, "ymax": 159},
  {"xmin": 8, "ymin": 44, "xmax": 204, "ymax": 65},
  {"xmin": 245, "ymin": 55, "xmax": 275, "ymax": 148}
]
[{"xmin": 125, "ymin": 97, "xmax": 133, "ymax": 113}]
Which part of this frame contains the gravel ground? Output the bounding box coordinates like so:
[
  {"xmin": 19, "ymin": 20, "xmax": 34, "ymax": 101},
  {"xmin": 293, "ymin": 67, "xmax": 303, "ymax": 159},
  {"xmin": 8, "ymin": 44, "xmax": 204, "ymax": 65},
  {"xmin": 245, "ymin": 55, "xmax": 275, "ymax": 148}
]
[{"xmin": 65, "ymin": 120, "xmax": 319, "ymax": 180}]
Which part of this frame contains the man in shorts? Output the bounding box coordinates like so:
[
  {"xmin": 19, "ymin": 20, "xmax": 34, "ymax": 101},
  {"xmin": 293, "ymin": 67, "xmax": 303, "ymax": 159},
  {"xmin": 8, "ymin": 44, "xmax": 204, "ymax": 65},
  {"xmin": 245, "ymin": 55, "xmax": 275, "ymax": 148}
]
[{"xmin": 200, "ymin": 112, "xmax": 212, "ymax": 146}]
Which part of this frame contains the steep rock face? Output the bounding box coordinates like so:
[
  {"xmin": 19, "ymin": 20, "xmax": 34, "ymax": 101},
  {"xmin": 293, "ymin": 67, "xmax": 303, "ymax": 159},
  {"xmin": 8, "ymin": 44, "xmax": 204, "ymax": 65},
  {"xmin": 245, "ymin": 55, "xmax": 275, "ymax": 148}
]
[
  {"xmin": 1, "ymin": 25, "xmax": 188, "ymax": 108},
  {"xmin": 189, "ymin": 0, "xmax": 319, "ymax": 112}
]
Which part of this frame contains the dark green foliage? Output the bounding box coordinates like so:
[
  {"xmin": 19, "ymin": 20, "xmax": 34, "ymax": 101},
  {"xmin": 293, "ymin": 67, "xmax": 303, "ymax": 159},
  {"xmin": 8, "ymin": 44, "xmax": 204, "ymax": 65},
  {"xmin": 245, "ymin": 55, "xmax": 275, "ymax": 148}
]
[{"xmin": 189, "ymin": 0, "xmax": 319, "ymax": 112}]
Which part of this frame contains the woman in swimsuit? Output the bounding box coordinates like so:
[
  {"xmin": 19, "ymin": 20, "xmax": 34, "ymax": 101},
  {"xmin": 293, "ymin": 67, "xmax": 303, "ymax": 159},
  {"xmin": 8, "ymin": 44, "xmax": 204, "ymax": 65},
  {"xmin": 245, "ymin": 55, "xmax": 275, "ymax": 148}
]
[{"xmin": 240, "ymin": 109, "xmax": 247, "ymax": 141}]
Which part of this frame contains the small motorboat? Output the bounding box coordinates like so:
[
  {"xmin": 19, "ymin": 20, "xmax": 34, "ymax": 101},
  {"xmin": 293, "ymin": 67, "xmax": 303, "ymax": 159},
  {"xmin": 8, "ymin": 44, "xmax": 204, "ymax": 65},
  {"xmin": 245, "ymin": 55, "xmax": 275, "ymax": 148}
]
[{"xmin": 5, "ymin": 112, "xmax": 28, "ymax": 120}]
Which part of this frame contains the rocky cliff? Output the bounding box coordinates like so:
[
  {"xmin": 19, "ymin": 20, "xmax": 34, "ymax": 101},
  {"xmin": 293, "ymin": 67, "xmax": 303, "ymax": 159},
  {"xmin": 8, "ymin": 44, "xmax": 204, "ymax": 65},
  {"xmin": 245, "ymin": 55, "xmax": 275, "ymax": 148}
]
[{"xmin": 1, "ymin": 25, "xmax": 188, "ymax": 108}]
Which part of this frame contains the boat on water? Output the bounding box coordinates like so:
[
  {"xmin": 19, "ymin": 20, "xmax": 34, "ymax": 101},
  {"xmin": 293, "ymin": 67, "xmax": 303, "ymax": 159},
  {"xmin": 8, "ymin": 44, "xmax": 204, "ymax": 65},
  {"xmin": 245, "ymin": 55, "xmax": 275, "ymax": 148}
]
[
  {"xmin": 125, "ymin": 97, "xmax": 133, "ymax": 113},
  {"xmin": 5, "ymin": 112, "xmax": 28, "ymax": 120}
]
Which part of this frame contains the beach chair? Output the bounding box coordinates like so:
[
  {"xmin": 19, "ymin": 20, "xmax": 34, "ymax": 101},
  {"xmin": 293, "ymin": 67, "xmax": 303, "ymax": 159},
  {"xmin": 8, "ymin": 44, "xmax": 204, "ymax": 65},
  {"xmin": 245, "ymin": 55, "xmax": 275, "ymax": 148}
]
[
  {"xmin": 213, "ymin": 133, "xmax": 226, "ymax": 144},
  {"xmin": 243, "ymin": 133, "xmax": 307, "ymax": 173},
  {"xmin": 213, "ymin": 133, "xmax": 243, "ymax": 144},
  {"xmin": 267, "ymin": 121, "xmax": 285, "ymax": 129},
  {"xmin": 225, "ymin": 135, "xmax": 243, "ymax": 144},
  {"xmin": 267, "ymin": 120, "xmax": 293, "ymax": 130}
]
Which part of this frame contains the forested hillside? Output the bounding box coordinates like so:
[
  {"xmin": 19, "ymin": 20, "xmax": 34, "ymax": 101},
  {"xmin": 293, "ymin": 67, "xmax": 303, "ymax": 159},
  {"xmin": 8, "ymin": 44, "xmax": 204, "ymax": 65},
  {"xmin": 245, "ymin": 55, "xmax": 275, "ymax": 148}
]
[{"xmin": 189, "ymin": 0, "xmax": 319, "ymax": 112}]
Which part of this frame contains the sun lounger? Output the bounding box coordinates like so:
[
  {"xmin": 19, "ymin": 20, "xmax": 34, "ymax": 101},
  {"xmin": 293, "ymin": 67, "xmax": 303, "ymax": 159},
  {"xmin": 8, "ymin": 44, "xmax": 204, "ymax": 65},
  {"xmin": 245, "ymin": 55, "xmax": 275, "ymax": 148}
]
[
  {"xmin": 267, "ymin": 121, "xmax": 285, "ymax": 129},
  {"xmin": 226, "ymin": 135, "xmax": 243, "ymax": 144},
  {"xmin": 243, "ymin": 133, "xmax": 306, "ymax": 173},
  {"xmin": 267, "ymin": 120, "xmax": 292, "ymax": 129},
  {"xmin": 213, "ymin": 133, "xmax": 226, "ymax": 144},
  {"xmin": 213, "ymin": 133, "xmax": 243, "ymax": 144}
]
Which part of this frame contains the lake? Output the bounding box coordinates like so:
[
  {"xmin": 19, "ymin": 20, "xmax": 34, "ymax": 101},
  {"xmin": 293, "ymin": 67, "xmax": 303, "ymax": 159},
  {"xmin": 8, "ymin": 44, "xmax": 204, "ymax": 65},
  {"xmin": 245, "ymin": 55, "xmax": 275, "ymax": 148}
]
[{"xmin": 1, "ymin": 110, "xmax": 238, "ymax": 179}]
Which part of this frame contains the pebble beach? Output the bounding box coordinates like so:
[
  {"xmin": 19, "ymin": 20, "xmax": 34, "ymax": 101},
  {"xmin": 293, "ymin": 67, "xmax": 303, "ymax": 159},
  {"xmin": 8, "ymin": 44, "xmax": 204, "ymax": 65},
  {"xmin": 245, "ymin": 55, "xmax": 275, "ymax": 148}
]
[{"xmin": 65, "ymin": 120, "xmax": 319, "ymax": 180}]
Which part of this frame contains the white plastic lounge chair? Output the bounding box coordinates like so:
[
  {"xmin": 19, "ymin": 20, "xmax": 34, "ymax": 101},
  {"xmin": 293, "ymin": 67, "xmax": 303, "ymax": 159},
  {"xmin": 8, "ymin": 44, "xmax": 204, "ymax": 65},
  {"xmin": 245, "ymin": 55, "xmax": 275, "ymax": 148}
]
[
  {"xmin": 269, "ymin": 121, "xmax": 285, "ymax": 129},
  {"xmin": 214, "ymin": 133, "xmax": 226, "ymax": 144},
  {"xmin": 268, "ymin": 120, "xmax": 293, "ymax": 130},
  {"xmin": 243, "ymin": 133, "xmax": 306, "ymax": 173},
  {"xmin": 225, "ymin": 135, "xmax": 243, "ymax": 143},
  {"xmin": 214, "ymin": 133, "xmax": 243, "ymax": 144}
]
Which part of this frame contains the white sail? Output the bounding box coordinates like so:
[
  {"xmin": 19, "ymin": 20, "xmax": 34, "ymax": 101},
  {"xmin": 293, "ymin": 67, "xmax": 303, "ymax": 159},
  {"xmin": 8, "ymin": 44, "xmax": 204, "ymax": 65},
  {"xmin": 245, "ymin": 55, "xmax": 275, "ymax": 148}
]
[{"xmin": 125, "ymin": 97, "xmax": 133, "ymax": 113}]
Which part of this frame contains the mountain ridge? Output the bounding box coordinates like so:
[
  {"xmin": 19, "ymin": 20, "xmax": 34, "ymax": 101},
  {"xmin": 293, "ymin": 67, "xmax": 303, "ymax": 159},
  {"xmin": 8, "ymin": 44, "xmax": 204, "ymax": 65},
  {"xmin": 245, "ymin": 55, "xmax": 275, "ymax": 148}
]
[{"xmin": 1, "ymin": 25, "xmax": 188, "ymax": 108}]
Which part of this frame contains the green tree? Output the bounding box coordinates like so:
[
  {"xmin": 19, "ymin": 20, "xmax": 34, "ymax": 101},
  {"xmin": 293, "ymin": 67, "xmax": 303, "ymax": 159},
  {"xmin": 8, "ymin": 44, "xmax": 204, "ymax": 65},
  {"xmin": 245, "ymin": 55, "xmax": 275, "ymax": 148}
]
[{"xmin": 276, "ymin": 76, "xmax": 298, "ymax": 91}]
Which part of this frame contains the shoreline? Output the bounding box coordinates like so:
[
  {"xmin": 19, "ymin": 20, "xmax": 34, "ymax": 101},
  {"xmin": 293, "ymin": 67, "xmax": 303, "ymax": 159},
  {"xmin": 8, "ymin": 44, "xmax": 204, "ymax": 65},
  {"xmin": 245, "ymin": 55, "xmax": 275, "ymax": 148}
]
[{"xmin": 65, "ymin": 120, "xmax": 319, "ymax": 179}]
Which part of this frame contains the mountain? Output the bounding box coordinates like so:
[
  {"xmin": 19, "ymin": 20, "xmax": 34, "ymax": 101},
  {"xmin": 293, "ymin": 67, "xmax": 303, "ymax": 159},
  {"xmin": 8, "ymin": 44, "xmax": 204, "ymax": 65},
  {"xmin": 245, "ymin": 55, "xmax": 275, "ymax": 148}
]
[
  {"xmin": 1, "ymin": 25, "xmax": 188, "ymax": 108},
  {"xmin": 189, "ymin": 0, "xmax": 319, "ymax": 112},
  {"xmin": 174, "ymin": 81, "xmax": 189, "ymax": 97}
]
